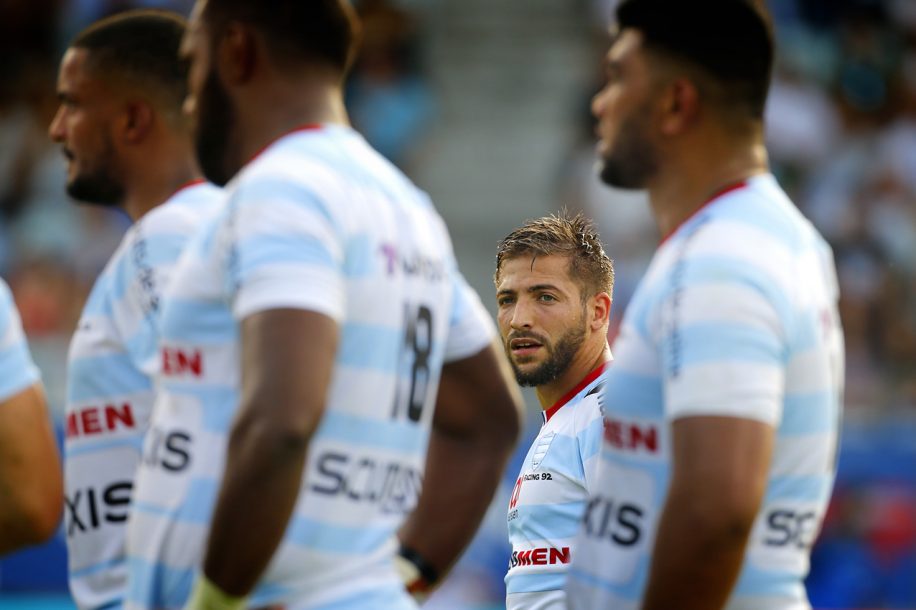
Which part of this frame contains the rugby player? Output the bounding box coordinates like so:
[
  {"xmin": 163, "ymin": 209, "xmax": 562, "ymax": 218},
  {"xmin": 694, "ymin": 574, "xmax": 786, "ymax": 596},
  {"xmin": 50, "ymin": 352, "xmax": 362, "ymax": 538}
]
[
  {"xmin": 495, "ymin": 213, "xmax": 613, "ymax": 610},
  {"xmin": 565, "ymin": 1, "xmax": 844, "ymax": 609},
  {"xmin": 124, "ymin": 1, "xmax": 522, "ymax": 608},
  {"xmin": 50, "ymin": 11, "xmax": 221, "ymax": 609}
]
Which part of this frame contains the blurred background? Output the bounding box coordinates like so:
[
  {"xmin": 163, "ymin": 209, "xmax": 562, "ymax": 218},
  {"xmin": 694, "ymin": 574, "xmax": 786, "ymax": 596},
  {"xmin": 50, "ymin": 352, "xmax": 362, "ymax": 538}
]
[{"xmin": 0, "ymin": 0, "xmax": 914, "ymax": 608}]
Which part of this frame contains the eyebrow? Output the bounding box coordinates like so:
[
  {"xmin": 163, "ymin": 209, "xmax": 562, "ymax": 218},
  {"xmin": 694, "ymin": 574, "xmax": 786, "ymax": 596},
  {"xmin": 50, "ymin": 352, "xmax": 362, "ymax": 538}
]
[{"xmin": 497, "ymin": 284, "xmax": 563, "ymax": 297}]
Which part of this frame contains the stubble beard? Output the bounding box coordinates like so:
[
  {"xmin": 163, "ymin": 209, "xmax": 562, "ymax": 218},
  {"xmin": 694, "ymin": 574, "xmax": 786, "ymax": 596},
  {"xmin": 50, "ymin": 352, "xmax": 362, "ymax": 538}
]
[{"xmin": 509, "ymin": 323, "xmax": 587, "ymax": 388}]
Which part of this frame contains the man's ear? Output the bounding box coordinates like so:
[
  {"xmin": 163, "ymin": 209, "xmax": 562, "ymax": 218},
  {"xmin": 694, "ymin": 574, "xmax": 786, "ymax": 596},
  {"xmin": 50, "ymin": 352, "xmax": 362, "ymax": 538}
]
[
  {"xmin": 121, "ymin": 100, "xmax": 154, "ymax": 145},
  {"xmin": 218, "ymin": 20, "xmax": 258, "ymax": 85},
  {"xmin": 658, "ymin": 78, "xmax": 700, "ymax": 136},
  {"xmin": 590, "ymin": 292, "xmax": 613, "ymax": 331}
]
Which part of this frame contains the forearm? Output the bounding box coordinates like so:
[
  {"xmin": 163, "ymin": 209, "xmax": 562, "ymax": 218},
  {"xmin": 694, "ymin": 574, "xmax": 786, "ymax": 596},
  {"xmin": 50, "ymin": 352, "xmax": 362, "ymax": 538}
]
[
  {"xmin": 399, "ymin": 428, "xmax": 514, "ymax": 577},
  {"xmin": 641, "ymin": 487, "xmax": 753, "ymax": 610},
  {"xmin": 0, "ymin": 385, "xmax": 63, "ymax": 554},
  {"xmin": 0, "ymin": 496, "xmax": 59, "ymax": 554},
  {"xmin": 203, "ymin": 418, "xmax": 308, "ymax": 597}
]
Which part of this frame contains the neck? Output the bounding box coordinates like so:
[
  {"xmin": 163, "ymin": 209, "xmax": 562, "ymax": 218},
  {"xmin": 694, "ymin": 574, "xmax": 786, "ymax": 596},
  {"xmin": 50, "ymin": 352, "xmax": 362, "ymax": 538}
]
[
  {"xmin": 234, "ymin": 79, "xmax": 349, "ymax": 170},
  {"xmin": 646, "ymin": 128, "xmax": 769, "ymax": 239},
  {"xmin": 122, "ymin": 153, "xmax": 201, "ymax": 222},
  {"xmin": 535, "ymin": 341, "xmax": 612, "ymax": 410}
]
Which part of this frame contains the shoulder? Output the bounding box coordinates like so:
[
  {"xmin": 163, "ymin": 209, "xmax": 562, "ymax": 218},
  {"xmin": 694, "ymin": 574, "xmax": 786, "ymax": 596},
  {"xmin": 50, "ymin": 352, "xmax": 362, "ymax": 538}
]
[{"xmin": 139, "ymin": 184, "xmax": 223, "ymax": 238}]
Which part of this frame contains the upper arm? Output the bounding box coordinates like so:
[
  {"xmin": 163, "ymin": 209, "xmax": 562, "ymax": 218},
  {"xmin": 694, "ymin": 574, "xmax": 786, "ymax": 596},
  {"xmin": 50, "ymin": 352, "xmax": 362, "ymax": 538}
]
[
  {"xmin": 0, "ymin": 382, "xmax": 63, "ymax": 543},
  {"xmin": 434, "ymin": 340, "xmax": 522, "ymax": 444},
  {"xmin": 238, "ymin": 309, "xmax": 338, "ymax": 438},
  {"xmin": 228, "ymin": 176, "xmax": 345, "ymax": 433},
  {"xmin": 656, "ymin": 248, "xmax": 786, "ymax": 506},
  {"xmin": 670, "ymin": 416, "xmax": 774, "ymax": 516}
]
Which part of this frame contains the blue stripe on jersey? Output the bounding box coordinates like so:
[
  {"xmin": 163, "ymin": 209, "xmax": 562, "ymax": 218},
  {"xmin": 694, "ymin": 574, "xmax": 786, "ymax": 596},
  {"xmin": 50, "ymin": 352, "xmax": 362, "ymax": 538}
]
[
  {"xmin": 80, "ymin": 277, "xmax": 115, "ymax": 318},
  {"xmin": 236, "ymin": 178, "xmax": 341, "ymax": 234},
  {"xmin": 291, "ymin": 582, "xmax": 415, "ymax": 610},
  {"xmin": 126, "ymin": 556, "xmax": 193, "ymax": 609},
  {"xmin": 792, "ymin": 310, "xmax": 826, "ymax": 352},
  {"xmin": 108, "ymin": 234, "xmax": 192, "ymax": 301},
  {"xmin": 531, "ymin": 434, "xmax": 585, "ymax": 482},
  {"xmin": 65, "ymin": 437, "xmax": 144, "ymax": 458},
  {"xmin": 597, "ymin": 447, "xmax": 669, "ymax": 477},
  {"xmin": 577, "ymin": 417, "xmax": 605, "ymax": 463},
  {"xmin": 317, "ymin": 410, "xmax": 429, "ymax": 454},
  {"xmin": 703, "ymin": 194, "xmax": 802, "ymax": 252},
  {"xmin": 337, "ymin": 323, "xmax": 402, "ymax": 372},
  {"xmin": 285, "ymin": 516, "xmax": 395, "ymax": 554},
  {"xmin": 512, "ymin": 501, "xmax": 588, "ymax": 541},
  {"xmin": 566, "ymin": 556, "xmax": 652, "ymax": 599},
  {"xmin": 237, "ymin": 233, "xmax": 338, "ymax": 276},
  {"xmin": 0, "ymin": 338, "xmax": 38, "ymax": 398},
  {"xmin": 67, "ymin": 354, "xmax": 152, "ymax": 403},
  {"xmin": 629, "ymin": 257, "xmax": 795, "ymax": 336},
  {"xmin": 781, "ymin": 391, "xmax": 838, "ymax": 435},
  {"xmin": 600, "ymin": 371, "xmax": 663, "ymax": 417},
  {"xmin": 344, "ymin": 235, "xmax": 380, "ymax": 278},
  {"xmin": 678, "ymin": 257, "xmax": 795, "ymax": 324},
  {"xmin": 159, "ymin": 300, "xmax": 237, "ymax": 345},
  {"xmin": 660, "ymin": 322, "xmax": 787, "ymax": 368},
  {"xmin": 132, "ymin": 484, "xmax": 216, "ymax": 525},
  {"xmin": 733, "ymin": 562, "xmax": 807, "ymax": 598},
  {"xmin": 506, "ymin": 572, "xmax": 568, "ymax": 594},
  {"xmin": 71, "ymin": 557, "xmax": 127, "ymax": 578},
  {"xmin": 764, "ymin": 474, "xmax": 834, "ymax": 503}
]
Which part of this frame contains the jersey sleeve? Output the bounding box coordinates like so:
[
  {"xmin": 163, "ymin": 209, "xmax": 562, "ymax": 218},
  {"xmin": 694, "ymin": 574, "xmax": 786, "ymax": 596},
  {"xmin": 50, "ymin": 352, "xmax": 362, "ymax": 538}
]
[
  {"xmin": 655, "ymin": 251, "xmax": 789, "ymax": 426},
  {"xmin": 443, "ymin": 270, "xmax": 496, "ymax": 363},
  {"xmin": 229, "ymin": 176, "xmax": 346, "ymax": 323},
  {"xmin": 0, "ymin": 279, "xmax": 40, "ymax": 401}
]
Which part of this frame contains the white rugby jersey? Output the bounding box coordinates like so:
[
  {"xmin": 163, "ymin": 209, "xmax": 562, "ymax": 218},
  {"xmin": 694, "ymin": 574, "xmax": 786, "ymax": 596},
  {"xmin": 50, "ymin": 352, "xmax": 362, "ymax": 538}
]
[
  {"xmin": 0, "ymin": 277, "xmax": 40, "ymax": 401},
  {"xmin": 125, "ymin": 124, "xmax": 496, "ymax": 610},
  {"xmin": 566, "ymin": 174, "xmax": 844, "ymax": 610},
  {"xmin": 65, "ymin": 181, "xmax": 222, "ymax": 610},
  {"xmin": 505, "ymin": 362, "xmax": 608, "ymax": 610}
]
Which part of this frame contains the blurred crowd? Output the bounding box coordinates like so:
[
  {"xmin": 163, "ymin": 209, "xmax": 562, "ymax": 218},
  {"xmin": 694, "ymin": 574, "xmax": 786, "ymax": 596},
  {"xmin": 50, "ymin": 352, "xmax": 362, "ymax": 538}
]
[{"xmin": 0, "ymin": 0, "xmax": 913, "ymax": 608}]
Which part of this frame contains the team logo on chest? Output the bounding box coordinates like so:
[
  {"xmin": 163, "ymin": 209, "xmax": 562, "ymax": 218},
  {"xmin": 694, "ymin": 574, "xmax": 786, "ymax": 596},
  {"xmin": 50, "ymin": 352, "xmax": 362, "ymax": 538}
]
[{"xmin": 530, "ymin": 431, "xmax": 556, "ymax": 469}]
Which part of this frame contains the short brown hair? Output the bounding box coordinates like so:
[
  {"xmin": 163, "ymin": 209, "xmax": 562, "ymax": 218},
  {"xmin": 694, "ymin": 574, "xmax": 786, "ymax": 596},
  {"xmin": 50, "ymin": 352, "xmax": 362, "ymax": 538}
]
[{"xmin": 495, "ymin": 212, "xmax": 614, "ymax": 299}]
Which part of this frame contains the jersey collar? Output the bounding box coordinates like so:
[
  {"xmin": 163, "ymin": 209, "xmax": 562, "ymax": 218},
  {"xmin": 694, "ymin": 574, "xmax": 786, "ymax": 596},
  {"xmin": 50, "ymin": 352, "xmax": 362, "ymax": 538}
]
[
  {"xmin": 542, "ymin": 361, "xmax": 610, "ymax": 424},
  {"xmin": 659, "ymin": 179, "xmax": 749, "ymax": 245}
]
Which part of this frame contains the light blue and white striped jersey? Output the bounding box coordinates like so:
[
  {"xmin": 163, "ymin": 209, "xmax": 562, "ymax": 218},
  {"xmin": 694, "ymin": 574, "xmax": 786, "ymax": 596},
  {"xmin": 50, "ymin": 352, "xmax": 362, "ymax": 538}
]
[
  {"xmin": 125, "ymin": 124, "xmax": 496, "ymax": 610},
  {"xmin": 65, "ymin": 182, "xmax": 222, "ymax": 610},
  {"xmin": 505, "ymin": 363, "xmax": 607, "ymax": 610},
  {"xmin": 0, "ymin": 277, "xmax": 40, "ymax": 401},
  {"xmin": 566, "ymin": 175, "xmax": 844, "ymax": 610}
]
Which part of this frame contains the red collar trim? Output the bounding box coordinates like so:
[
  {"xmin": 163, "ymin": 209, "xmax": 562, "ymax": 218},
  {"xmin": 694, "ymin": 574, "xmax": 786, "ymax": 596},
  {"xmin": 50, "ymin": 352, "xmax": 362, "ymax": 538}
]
[
  {"xmin": 171, "ymin": 178, "xmax": 206, "ymax": 199},
  {"xmin": 248, "ymin": 123, "xmax": 325, "ymax": 164},
  {"xmin": 543, "ymin": 362, "xmax": 609, "ymax": 423},
  {"xmin": 659, "ymin": 179, "xmax": 749, "ymax": 245}
]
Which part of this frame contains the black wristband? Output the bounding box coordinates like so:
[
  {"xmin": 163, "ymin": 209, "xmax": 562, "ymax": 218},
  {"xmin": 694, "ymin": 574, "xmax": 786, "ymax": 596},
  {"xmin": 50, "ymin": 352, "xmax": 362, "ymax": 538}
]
[{"xmin": 398, "ymin": 544, "xmax": 440, "ymax": 586}]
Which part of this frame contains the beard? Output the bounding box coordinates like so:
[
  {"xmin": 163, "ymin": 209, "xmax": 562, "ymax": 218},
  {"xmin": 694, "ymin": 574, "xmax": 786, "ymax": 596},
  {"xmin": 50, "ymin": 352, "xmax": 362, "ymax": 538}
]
[
  {"xmin": 507, "ymin": 323, "xmax": 587, "ymax": 388},
  {"xmin": 66, "ymin": 139, "xmax": 124, "ymax": 207},
  {"xmin": 194, "ymin": 68, "xmax": 237, "ymax": 187},
  {"xmin": 598, "ymin": 108, "xmax": 658, "ymax": 190}
]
